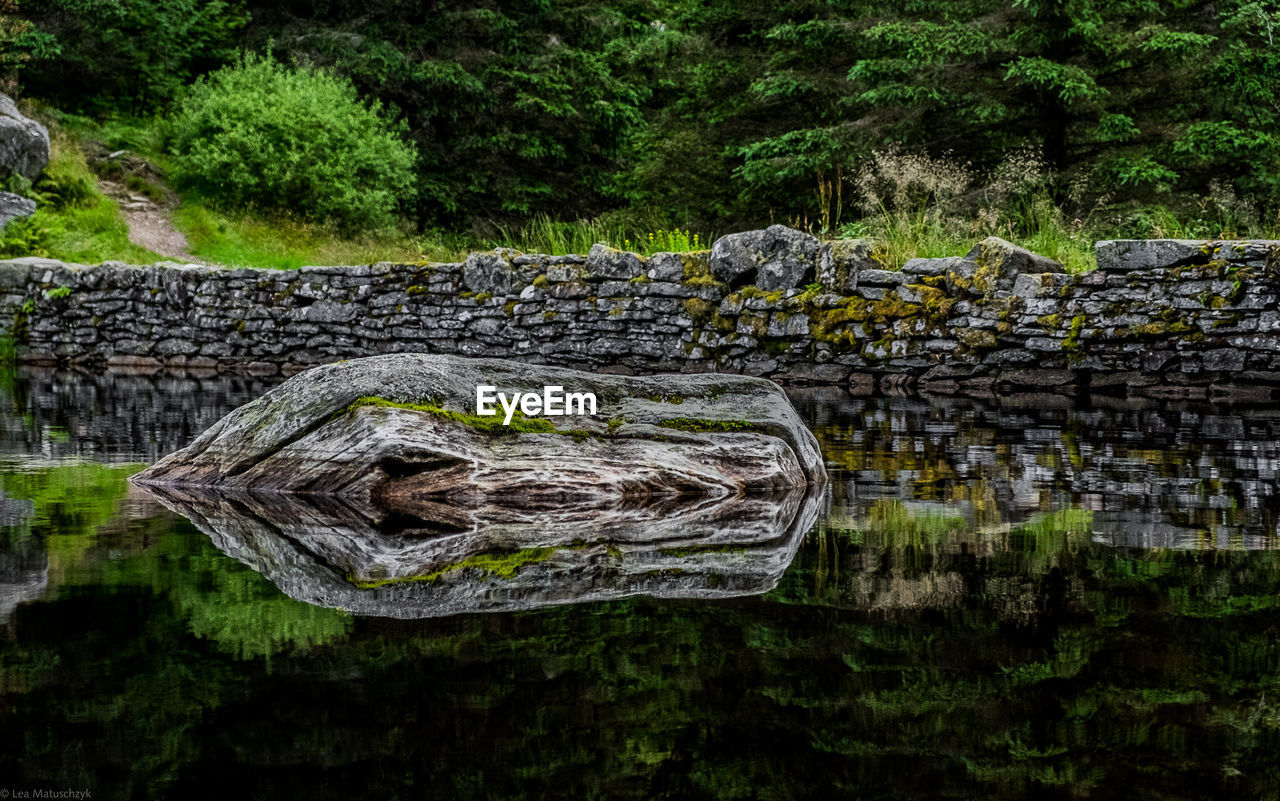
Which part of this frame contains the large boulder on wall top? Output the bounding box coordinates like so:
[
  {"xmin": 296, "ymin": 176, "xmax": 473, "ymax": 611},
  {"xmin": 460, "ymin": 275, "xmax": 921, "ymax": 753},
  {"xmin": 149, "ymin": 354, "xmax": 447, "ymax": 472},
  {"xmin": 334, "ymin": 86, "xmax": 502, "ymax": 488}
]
[
  {"xmin": 961, "ymin": 236, "xmax": 1063, "ymax": 293},
  {"xmin": 0, "ymin": 94, "xmax": 49, "ymax": 183},
  {"xmin": 130, "ymin": 354, "xmax": 826, "ymax": 510},
  {"xmin": 710, "ymin": 224, "xmax": 824, "ymax": 290}
]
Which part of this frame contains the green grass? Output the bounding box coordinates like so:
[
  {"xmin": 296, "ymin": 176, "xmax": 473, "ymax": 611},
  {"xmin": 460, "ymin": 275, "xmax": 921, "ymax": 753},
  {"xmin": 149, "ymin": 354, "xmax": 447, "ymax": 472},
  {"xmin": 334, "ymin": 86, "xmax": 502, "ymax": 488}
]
[
  {"xmin": 13, "ymin": 109, "xmax": 1279, "ymax": 276},
  {"xmin": 489, "ymin": 213, "xmax": 710, "ymax": 256},
  {"xmin": 174, "ymin": 204, "xmax": 443, "ymax": 269},
  {"xmin": 0, "ymin": 126, "xmax": 160, "ymax": 264},
  {"xmin": 839, "ymin": 199, "xmax": 1098, "ymax": 274},
  {"xmin": 840, "ymin": 191, "xmax": 1280, "ymax": 274}
]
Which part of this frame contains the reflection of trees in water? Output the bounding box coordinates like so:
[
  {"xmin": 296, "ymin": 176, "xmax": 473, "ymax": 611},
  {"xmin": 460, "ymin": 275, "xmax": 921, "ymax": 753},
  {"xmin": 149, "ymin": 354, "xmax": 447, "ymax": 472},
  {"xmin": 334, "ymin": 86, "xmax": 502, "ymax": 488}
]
[
  {"xmin": 5, "ymin": 382, "xmax": 1280, "ymax": 796},
  {"xmin": 0, "ymin": 461, "xmax": 353, "ymax": 658},
  {"xmin": 3, "ymin": 474, "xmax": 1280, "ymax": 798}
]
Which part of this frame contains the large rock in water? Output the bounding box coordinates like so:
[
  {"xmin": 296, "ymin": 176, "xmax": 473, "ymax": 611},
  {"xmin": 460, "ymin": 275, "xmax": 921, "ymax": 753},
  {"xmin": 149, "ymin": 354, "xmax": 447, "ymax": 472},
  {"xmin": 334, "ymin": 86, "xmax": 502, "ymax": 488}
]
[
  {"xmin": 131, "ymin": 354, "xmax": 826, "ymax": 509},
  {"xmin": 0, "ymin": 94, "xmax": 48, "ymax": 182}
]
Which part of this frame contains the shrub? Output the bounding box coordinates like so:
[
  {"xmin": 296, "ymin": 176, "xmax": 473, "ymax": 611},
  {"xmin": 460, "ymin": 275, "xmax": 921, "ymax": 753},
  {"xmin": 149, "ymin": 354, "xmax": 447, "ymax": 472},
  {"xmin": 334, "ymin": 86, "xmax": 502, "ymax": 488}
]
[{"xmin": 169, "ymin": 53, "xmax": 417, "ymax": 231}]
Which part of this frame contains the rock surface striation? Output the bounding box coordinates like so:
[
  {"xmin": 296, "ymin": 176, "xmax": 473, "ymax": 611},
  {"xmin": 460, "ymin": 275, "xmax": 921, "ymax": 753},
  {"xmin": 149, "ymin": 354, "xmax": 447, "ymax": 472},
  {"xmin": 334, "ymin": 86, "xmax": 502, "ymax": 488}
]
[{"xmin": 131, "ymin": 353, "xmax": 827, "ymax": 506}]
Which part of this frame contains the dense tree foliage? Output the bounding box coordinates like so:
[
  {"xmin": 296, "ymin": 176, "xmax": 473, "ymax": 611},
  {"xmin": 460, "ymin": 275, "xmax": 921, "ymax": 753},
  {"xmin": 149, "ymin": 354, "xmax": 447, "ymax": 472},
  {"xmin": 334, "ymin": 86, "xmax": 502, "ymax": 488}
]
[
  {"xmin": 17, "ymin": 0, "xmax": 247, "ymax": 113},
  {"xmin": 10, "ymin": 0, "xmax": 1280, "ymax": 232}
]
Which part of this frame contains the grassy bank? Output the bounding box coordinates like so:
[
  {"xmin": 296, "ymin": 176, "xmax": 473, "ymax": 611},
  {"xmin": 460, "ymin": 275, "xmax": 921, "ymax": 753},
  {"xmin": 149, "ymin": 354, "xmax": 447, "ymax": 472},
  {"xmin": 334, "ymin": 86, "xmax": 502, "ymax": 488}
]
[
  {"xmin": 0, "ymin": 125, "xmax": 160, "ymax": 264},
  {"xmin": 173, "ymin": 205, "xmax": 435, "ymax": 269},
  {"xmin": 4, "ymin": 111, "xmax": 1276, "ymax": 277}
]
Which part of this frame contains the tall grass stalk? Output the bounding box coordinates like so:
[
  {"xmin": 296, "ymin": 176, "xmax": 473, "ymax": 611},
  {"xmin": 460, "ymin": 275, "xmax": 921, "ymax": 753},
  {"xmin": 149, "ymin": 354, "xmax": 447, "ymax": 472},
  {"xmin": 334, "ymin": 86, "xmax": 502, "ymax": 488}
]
[{"xmin": 488, "ymin": 213, "xmax": 709, "ymax": 256}]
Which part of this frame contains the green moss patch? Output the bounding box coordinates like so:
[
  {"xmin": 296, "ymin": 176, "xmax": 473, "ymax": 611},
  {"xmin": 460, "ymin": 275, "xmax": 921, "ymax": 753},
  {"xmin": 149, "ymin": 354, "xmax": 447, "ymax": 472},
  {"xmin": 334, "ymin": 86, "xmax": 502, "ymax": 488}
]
[
  {"xmin": 348, "ymin": 547, "xmax": 558, "ymax": 588},
  {"xmin": 657, "ymin": 417, "xmax": 763, "ymax": 433},
  {"xmin": 347, "ymin": 396, "xmax": 558, "ymax": 434}
]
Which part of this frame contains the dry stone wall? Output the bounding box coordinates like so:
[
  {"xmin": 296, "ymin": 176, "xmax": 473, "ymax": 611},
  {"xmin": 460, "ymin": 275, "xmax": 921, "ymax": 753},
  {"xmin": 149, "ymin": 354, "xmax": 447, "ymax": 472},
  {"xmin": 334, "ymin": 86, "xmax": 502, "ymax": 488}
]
[{"xmin": 1, "ymin": 227, "xmax": 1279, "ymax": 399}]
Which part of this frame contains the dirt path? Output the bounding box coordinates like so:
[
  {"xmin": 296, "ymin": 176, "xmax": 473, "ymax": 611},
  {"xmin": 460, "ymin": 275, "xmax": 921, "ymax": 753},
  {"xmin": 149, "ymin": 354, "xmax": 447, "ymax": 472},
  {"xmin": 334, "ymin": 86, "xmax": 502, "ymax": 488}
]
[{"xmin": 99, "ymin": 178, "xmax": 205, "ymax": 264}]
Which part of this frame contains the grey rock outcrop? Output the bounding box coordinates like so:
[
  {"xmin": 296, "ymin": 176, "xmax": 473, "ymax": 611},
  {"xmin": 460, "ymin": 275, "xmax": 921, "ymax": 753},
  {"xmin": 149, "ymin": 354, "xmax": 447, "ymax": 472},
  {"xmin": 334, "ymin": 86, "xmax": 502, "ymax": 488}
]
[
  {"xmin": 0, "ymin": 191, "xmax": 34, "ymax": 230},
  {"xmin": 0, "ymin": 94, "xmax": 48, "ymax": 182},
  {"xmin": 964, "ymin": 236, "xmax": 1063, "ymax": 293},
  {"xmin": 131, "ymin": 354, "xmax": 827, "ymax": 505},
  {"xmin": 711, "ymin": 224, "xmax": 823, "ymax": 290}
]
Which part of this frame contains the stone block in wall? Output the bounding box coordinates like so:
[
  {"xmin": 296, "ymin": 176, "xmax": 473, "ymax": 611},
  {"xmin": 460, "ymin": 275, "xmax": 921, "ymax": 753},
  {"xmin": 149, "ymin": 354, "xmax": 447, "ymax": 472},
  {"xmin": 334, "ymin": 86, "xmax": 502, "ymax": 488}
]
[
  {"xmin": 646, "ymin": 252, "xmax": 685, "ymax": 282},
  {"xmin": 815, "ymin": 238, "xmax": 875, "ymax": 293},
  {"xmin": 630, "ymin": 280, "xmax": 690, "ymax": 298},
  {"xmin": 586, "ymin": 244, "xmax": 648, "ymax": 280},
  {"xmin": 902, "ymin": 256, "xmax": 965, "ymax": 277},
  {"xmin": 1011, "ymin": 272, "xmax": 1072, "ymax": 299},
  {"xmin": 965, "ymin": 237, "xmax": 1063, "ymax": 293},
  {"xmin": 1215, "ymin": 240, "xmax": 1280, "ymax": 264},
  {"xmin": 1095, "ymin": 239, "xmax": 1207, "ymax": 272},
  {"xmin": 1203, "ymin": 348, "xmax": 1247, "ymax": 372},
  {"xmin": 513, "ymin": 253, "xmax": 584, "ymax": 266},
  {"xmin": 995, "ymin": 368, "xmax": 1077, "ymax": 389},
  {"xmin": 709, "ymin": 225, "xmax": 821, "ymax": 290},
  {"xmin": 463, "ymin": 251, "xmax": 535, "ymax": 295},
  {"xmin": 1097, "ymin": 238, "xmax": 1280, "ymax": 273},
  {"xmin": 766, "ymin": 311, "xmax": 810, "ymax": 337},
  {"xmin": 857, "ymin": 269, "xmax": 908, "ymax": 288},
  {"xmin": 0, "ymin": 258, "xmax": 37, "ymax": 290},
  {"xmin": 546, "ymin": 264, "xmax": 586, "ymax": 283},
  {"xmin": 296, "ymin": 300, "xmax": 358, "ymax": 324}
]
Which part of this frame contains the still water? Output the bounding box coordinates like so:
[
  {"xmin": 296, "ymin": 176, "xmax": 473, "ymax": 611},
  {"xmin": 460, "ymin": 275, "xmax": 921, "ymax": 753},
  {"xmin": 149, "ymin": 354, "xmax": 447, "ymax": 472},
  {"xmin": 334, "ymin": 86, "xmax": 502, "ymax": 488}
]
[{"xmin": 2, "ymin": 370, "xmax": 1280, "ymax": 799}]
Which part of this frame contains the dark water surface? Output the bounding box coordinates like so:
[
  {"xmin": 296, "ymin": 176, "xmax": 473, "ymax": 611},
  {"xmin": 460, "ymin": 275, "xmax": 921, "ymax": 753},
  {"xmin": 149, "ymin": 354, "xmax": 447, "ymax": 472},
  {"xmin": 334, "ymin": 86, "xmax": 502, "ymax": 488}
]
[{"xmin": 3, "ymin": 370, "xmax": 1280, "ymax": 799}]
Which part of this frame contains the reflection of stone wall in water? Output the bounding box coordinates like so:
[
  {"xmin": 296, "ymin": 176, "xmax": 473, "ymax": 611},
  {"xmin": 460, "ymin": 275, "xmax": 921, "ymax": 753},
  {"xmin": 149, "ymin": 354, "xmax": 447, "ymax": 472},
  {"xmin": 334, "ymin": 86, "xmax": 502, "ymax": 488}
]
[
  {"xmin": 789, "ymin": 389, "xmax": 1280, "ymax": 551},
  {"xmin": 0, "ymin": 368, "xmax": 276, "ymax": 463},
  {"xmin": 7, "ymin": 372, "xmax": 1278, "ymax": 551},
  {"xmin": 2, "ymin": 233, "xmax": 1279, "ymax": 397}
]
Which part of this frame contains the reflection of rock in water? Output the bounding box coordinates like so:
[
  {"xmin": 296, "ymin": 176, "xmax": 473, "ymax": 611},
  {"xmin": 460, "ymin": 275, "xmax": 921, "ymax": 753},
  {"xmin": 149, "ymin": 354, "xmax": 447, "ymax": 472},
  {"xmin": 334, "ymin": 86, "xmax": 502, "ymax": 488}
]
[
  {"xmin": 140, "ymin": 485, "xmax": 823, "ymax": 619},
  {"xmin": 0, "ymin": 489, "xmax": 43, "ymax": 623}
]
